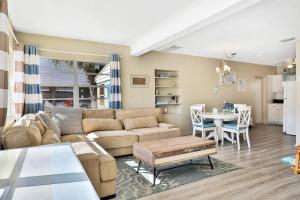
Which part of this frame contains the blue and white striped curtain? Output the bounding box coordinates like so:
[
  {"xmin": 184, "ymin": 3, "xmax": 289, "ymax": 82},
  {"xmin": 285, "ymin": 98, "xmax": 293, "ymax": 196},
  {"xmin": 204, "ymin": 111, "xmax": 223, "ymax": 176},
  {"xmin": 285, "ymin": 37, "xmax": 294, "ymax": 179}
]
[
  {"xmin": 24, "ymin": 45, "xmax": 43, "ymax": 113},
  {"xmin": 109, "ymin": 53, "xmax": 122, "ymax": 109}
]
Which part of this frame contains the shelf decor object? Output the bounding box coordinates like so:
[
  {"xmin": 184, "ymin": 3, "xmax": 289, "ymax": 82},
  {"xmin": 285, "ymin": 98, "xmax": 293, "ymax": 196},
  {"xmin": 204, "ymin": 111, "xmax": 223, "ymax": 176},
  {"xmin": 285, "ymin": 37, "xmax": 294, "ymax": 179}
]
[
  {"xmin": 154, "ymin": 69, "xmax": 180, "ymax": 114},
  {"xmin": 130, "ymin": 75, "xmax": 149, "ymax": 87}
]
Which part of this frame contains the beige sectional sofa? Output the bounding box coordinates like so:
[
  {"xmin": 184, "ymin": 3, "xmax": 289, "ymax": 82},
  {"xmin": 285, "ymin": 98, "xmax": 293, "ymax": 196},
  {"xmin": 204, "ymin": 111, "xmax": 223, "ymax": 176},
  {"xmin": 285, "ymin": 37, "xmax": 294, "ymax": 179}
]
[
  {"xmin": 84, "ymin": 108, "xmax": 180, "ymax": 156},
  {"xmin": 0, "ymin": 108, "xmax": 180, "ymax": 199}
]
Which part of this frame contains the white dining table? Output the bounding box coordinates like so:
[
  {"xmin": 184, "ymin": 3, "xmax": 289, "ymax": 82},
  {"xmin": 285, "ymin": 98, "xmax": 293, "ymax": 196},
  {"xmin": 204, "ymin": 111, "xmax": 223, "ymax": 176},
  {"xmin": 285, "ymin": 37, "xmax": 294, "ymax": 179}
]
[{"xmin": 203, "ymin": 112, "xmax": 239, "ymax": 143}]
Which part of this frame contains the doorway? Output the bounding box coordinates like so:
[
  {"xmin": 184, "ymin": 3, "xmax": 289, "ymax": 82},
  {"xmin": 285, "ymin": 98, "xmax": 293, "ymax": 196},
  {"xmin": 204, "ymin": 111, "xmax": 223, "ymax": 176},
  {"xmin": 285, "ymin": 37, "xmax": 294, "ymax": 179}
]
[{"xmin": 255, "ymin": 77, "xmax": 263, "ymax": 124}]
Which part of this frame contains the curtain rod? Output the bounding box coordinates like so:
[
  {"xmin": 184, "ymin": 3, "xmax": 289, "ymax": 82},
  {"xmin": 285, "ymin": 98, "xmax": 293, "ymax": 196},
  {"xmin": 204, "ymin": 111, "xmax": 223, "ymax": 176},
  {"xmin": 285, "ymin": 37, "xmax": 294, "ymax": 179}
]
[
  {"xmin": 8, "ymin": 19, "xmax": 20, "ymax": 45},
  {"xmin": 40, "ymin": 48, "xmax": 121, "ymax": 58}
]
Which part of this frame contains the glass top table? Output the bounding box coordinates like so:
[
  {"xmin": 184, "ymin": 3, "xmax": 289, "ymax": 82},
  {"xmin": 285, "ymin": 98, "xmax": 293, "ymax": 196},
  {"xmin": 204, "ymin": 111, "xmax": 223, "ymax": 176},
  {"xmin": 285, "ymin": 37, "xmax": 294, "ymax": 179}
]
[{"xmin": 0, "ymin": 143, "xmax": 100, "ymax": 200}]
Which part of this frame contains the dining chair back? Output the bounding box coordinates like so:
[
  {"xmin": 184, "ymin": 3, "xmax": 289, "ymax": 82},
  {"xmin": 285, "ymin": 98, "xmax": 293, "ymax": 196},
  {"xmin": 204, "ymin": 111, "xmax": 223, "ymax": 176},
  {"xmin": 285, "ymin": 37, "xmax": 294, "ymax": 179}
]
[
  {"xmin": 234, "ymin": 104, "xmax": 247, "ymax": 113},
  {"xmin": 221, "ymin": 106, "xmax": 251, "ymax": 150},
  {"xmin": 237, "ymin": 106, "xmax": 251, "ymax": 130},
  {"xmin": 190, "ymin": 104, "xmax": 205, "ymax": 127},
  {"xmin": 190, "ymin": 104, "xmax": 216, "ymax": 139}
]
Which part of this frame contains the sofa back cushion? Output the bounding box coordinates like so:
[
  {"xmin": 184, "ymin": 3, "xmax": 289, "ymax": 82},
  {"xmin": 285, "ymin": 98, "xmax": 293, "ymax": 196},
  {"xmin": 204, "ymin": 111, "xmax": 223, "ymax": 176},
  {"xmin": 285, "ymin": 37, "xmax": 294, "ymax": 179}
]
[
  {"xmin": 52, "ymin": 108, "xmax": 83, "ymax": 135},
  {"xmin": 37, "ymin": 111, "xmax": 61, "ymax": 137},
  {"xmin": 123, "ymin": 116, "xmax": 158, "ymax": 131},
  {"xmin": 82, "ymin": 109, "xmax": 115, "ymax": 119},
  {"xmin": 115, "ymin": 108, "xmax": 163, "ymax": 122},
  {"xmin": 82, "ymin": 118, "xmax": 123, "ymax": 134},
  {"xmin": 1, "ymin": 120, "xmax": 42, "ymax": 149}
]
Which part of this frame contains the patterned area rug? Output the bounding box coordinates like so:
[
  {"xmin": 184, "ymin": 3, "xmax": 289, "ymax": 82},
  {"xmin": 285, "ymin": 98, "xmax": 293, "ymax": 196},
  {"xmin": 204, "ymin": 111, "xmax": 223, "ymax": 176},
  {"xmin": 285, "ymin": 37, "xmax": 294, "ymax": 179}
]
[{"xmin": 116, "ymin": 156, "xmax": 240, "ymax": 200}]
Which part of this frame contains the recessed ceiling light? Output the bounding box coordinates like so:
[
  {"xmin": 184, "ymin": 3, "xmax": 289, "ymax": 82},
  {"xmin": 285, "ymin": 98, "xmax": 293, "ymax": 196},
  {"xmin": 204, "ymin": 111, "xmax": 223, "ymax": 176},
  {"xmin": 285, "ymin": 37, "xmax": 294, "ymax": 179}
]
[{"xmin": 279, "ymin": 37, "xmax": 296, "ymax": 43}]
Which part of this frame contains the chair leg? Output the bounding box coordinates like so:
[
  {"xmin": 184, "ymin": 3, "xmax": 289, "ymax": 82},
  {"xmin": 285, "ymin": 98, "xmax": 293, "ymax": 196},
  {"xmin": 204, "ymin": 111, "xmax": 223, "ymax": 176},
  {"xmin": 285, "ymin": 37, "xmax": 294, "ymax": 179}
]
[
  {"xmin": 193, "ymin": 128, "xmax": 196, "ymax": 136},
  {"xmin": 202, "ymin": 129, "xmax": 205, "ymax": 139},
  {"xmin": 214, "ymin": 129, "xmax": 218, "ymax": 146},
  {"xmin": 237, "ymin": 133, "xmax": 240, "ymax": 150},
  {"xmin": 231, "ymin": 132, "xmax": 234, "ymax": 144},
  {"xmin": 246, "ymin": 129, "xmax": 251, "ymax": 149},
  {"xmin": 221, "ymin": 129, "xmax": 224, "ymax": 146}
]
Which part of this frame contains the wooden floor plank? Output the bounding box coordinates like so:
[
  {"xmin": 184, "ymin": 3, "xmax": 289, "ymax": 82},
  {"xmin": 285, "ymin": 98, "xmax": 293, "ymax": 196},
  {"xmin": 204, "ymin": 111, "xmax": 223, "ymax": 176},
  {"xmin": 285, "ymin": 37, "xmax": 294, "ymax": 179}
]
[{"xmin": 137, "ymin": 125, "xmax": 300, "ymax": 200}]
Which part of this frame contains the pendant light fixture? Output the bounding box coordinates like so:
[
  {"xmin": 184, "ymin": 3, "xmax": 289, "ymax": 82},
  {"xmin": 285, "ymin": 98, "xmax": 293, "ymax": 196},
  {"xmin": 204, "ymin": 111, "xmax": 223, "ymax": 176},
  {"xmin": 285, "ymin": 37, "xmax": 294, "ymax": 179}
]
[
  {"xmin": 216, "ymin": 51, "xmax": 236, "ymax": 75},
  {"xmin": 216, "ymin": 60, "xmax": 231, "ymax": 74},
  {"xmin": 286, "ymin": 59, "xmax": 295, "ymax": 69}
]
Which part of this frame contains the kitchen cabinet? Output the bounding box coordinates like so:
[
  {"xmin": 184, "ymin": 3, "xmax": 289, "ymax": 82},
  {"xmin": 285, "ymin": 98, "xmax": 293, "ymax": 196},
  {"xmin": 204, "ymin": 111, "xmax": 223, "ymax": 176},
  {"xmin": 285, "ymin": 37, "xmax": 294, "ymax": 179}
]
[
  {"xmin": 268, "ymin": 103, "xmax": 283, "ymax": 124},
  {"xmin": 271, "ymin": 75, "xmax": 283, "ymax": 93}
]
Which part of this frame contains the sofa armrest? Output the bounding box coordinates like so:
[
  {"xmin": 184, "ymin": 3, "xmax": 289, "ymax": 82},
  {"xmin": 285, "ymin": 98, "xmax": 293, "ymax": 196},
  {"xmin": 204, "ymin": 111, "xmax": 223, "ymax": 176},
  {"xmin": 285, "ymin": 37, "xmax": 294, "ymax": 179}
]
[
  {"xmin": 77, "ymin": 153, "xmax": 101, "ymax": 193},
  {"xmin": 159, "ymin": 123, "xmax": 174, "ymax": 129}
]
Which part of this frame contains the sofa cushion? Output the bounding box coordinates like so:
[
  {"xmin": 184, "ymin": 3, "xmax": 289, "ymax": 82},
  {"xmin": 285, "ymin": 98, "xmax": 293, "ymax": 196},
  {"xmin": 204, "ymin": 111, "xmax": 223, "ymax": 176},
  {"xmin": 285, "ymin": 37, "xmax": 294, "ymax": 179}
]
[
  {"xmin": 123, "ymin": 116, "xmax": 158, "ymax": 131},
  {"xmin": 61, "ymin": 134, "xmax": 88, "ymax": 143},
  {"xmin": 115, "ymin": 108, "xmax": 163, "ymax": 122},
  {"xmin": 37, "ymin": 111, "xmax": 61, "ymax": 138},
  {"xmin": 41, "ymin": 130, "xmax": 61, "ymax": 145},
  {"xmin": 158, "ymin": 123, "xmax": 174, "ymax": 129},
  {"xmin": 86, "ymin": 130, "xmax": 138, "ymax": 149},
  {"xmin": 82, "ymin": 118, "xmax": 123, "ymax": 134},
  {"xmin": 52, "ymin": 108, "xmax": 83, "ymax": 135},
  {"xmin": 2, "ymin": 120, "xmax": 42, "ymax": 149},
  {"xmin": 82, "ymin": 109, "xmax": 115, "ymax": 119},
  {"xmin": 128, "ymin": 127, "xmax": 180, "ymax": 142}
]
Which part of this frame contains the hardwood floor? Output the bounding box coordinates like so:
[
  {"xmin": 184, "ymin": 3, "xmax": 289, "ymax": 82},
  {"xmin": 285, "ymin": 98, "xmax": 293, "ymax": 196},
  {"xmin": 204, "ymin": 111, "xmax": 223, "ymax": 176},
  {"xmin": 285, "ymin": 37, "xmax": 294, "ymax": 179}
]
[{"xmin": 138, "ymin": 125, "xmax": 300, "ymax": 200}]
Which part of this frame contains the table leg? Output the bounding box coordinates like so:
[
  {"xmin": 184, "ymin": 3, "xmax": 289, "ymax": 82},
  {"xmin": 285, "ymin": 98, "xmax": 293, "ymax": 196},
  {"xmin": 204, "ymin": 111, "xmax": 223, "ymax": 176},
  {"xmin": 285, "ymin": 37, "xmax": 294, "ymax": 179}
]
[
  {"xmin": 223, "ymin": 132, "xmax": 234, "ymax": 143},
  {"xmin": 137, "ymin": 160, "xmax": 141, "ymax": 173},
  {"xmin": 206, "ymin": 119, "xmax": 234, "ymax": 143},
  {"xmin": 208, "ymin": 155, "xmax": 214, "ymax": 169},
  {"xmin": 206, "ymin": 119, "xmax": 222, "ymax": 140},
  {"xmin": 153, "ymin": 167, "xmax": 157, "ymax": 186}
]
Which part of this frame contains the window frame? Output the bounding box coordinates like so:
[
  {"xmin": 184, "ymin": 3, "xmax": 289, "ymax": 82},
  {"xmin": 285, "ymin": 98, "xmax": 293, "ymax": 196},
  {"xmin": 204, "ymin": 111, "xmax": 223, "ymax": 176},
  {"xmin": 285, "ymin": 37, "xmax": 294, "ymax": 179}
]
[{"xmin": 40, "ymin": 56, "xmax": 109, "ymax": 109}]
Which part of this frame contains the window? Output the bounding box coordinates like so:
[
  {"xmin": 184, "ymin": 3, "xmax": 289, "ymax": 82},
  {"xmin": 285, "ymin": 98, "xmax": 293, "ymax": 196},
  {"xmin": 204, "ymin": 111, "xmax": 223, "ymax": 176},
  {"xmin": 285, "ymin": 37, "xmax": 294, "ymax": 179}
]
[{"xmin": 40, "ymin": 58, "xmax": 110, "ymax": 110}]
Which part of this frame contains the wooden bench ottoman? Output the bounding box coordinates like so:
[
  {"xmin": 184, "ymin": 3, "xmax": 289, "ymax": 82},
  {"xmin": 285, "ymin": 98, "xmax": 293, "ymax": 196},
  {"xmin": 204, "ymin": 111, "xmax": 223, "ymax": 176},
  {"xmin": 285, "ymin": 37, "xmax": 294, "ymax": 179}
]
[{"xmin": 133, "ymin": 136, "xmax": 217, "ymax": 185}]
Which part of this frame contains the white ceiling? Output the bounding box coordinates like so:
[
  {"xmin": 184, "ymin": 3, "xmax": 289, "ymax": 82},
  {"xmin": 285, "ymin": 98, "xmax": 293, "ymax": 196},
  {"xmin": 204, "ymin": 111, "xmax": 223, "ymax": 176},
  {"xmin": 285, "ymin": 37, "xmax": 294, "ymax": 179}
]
[
  {"xmin": 8, "ymin": 0, "xmax": 193, "ymax": 45},
  {"xmin": 161, "ymin": 0, "xmax": 300, "ymax": 66},
  {"xmin": 9, "ymin": 0, "xmax": 300, "ymax": 66}
]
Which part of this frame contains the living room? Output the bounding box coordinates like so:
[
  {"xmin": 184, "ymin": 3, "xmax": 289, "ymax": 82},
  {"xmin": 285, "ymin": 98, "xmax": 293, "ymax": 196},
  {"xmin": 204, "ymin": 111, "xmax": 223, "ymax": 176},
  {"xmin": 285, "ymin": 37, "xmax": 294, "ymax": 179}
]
[{"xmin": 1, "ymin": 0, "xmax": 300, "ymax": 200}]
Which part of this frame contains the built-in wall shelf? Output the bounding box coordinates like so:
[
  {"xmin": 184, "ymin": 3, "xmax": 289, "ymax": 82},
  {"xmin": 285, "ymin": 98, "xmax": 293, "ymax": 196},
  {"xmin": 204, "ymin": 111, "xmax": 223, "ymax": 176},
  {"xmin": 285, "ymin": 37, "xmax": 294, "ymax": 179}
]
[
  {"xmin": 155, "ymin": 86, "xmax": 178, "ymax": 88},
  {"xmin": 155, "ymin": 69, "xmax": 180, "ymax": 114},
  {"xmin": 155, "ymin": 77, "xmax": 179, "ymax": 79},
  {"xmin": 155, "ymin": 95, "xmax": 180, "ymax": 97},
  {"xmin": 155, "ymin": 103, "xmax": 181, "ymax": 106}
]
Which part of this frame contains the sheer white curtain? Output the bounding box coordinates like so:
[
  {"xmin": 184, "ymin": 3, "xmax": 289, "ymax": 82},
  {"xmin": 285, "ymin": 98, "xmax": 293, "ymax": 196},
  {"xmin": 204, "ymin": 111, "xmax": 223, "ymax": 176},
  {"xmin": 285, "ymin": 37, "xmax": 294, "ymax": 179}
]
[{"xmin": 6, "ymin": 32, "xmax": 16, "ymax": 122}]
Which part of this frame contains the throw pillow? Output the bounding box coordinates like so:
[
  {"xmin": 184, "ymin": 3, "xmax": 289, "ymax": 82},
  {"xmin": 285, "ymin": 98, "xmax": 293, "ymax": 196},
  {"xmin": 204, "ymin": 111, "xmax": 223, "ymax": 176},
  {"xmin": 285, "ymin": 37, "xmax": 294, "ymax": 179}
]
[
  {"xmin": 123, "ymin": 116, "xmax": 158, "ymax": 131},
  {"xmin": 37, "ymin": 111, "xmax": 61, "ymax": 138},
  {"xmin": 42, "ymin": 130, "xmax": 61, "ymax": 145},
  {"xmin": 2, "ymin": 120, "xmax": 42, "ymax": 149},
  {"xmin": 52, "ymin": 107, "xmax": 83, "ymax": 135},
  {"xmin": 82, "ymin": 118, "xmax": 123, "ymax": 134}
]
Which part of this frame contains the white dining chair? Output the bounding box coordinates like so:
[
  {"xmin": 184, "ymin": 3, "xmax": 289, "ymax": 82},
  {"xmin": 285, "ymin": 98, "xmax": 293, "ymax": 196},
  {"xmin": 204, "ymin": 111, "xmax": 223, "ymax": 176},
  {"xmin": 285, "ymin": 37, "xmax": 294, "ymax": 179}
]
[
  {"xmin": 234, "ymin": 104, "xmax": 247, "ymax": 113},
  {"xmin": 221, "ymin": 106, "xmax": 251, "ymax": 150},
  {"xmin": 190, "ymin": 105, "xmax": 216, "ymax": 140}
]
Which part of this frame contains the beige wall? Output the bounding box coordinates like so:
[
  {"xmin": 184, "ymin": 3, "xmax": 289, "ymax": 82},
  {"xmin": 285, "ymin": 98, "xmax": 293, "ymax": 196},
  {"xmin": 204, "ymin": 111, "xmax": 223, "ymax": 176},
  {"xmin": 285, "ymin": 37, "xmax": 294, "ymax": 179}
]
[
  {"xmin": 16, "ymin": 32, "xmax": 276, "ymax": 133},
  {"xmin": 296, "ymin": 41, "xmax": 300, "ymax": 145}
]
